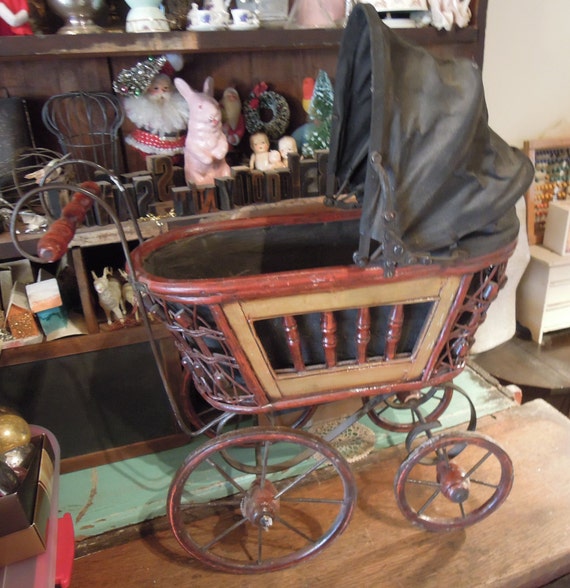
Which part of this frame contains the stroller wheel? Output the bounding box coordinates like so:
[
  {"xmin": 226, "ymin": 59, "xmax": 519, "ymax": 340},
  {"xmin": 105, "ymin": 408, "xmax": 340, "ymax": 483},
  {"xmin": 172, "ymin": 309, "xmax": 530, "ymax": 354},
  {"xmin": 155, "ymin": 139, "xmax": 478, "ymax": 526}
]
[
  {"xmin": 168, "ymin": 426, "xmax": 357, "ymax": 573},
  {"xmin": 365, "ymin": 384, "xmax": 455, "ymax": 432},
  {"xmin": 394, "ymin": 431, "xmax": 513, "ymax": 532}
]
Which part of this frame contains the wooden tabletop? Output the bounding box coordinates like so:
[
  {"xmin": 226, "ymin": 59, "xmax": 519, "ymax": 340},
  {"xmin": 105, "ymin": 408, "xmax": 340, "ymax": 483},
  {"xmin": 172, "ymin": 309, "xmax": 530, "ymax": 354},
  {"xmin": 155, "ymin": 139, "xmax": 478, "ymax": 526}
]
[
  {"xmin": 71, "ymin": 399, "xmax": 570, "ymax": 587},
  {"xmin": 474, "ymin": 331, "xmax": 570, "ymax": 394}
]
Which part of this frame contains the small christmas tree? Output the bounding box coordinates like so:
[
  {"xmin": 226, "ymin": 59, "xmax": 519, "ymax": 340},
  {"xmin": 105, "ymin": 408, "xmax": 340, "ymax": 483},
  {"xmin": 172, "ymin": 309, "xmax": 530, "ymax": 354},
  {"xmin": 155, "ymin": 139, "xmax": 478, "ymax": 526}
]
[{"xmin": 303, "ymin": 70, "xmax": 334, "ymax": 158}]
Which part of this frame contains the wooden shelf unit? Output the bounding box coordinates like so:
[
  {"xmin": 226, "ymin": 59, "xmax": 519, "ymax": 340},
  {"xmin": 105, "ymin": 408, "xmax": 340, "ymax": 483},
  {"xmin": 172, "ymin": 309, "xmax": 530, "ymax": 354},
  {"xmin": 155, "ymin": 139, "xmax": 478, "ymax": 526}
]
[
  {"xmin": 0, "ymin": 24, "xmax": 484, "ymax": 62},
  {"xmin": 0, "ymin": 323, "xmax": 170, "ymax": 368},
  {"xmin": 1, "ymin": 2, "xmax": 487, "ymax": 167}
]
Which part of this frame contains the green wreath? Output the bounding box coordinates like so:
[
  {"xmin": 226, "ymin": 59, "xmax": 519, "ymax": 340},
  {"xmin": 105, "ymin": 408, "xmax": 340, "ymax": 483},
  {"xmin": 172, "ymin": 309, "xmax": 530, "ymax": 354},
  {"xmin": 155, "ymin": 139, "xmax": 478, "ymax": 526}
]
[{"xmin": 243, "ymin": 82, "xmax": 291, "ymax": 140}]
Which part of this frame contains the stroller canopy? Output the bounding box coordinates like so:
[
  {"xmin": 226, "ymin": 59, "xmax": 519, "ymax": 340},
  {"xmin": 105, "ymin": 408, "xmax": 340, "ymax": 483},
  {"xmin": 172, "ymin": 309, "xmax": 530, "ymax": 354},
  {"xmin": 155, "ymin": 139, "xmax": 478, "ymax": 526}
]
[{"xmin": 327, "ymin": 4, "xmax": 534, "ymax": 264}]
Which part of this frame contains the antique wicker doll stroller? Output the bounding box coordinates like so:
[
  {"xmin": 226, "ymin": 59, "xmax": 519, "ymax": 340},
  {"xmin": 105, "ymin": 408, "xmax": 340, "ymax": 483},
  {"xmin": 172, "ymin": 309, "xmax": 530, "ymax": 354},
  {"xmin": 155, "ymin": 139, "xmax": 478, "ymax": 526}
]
[{"xmin": 11, "ymin": 3, "xmax": 533, "ymax": 575}]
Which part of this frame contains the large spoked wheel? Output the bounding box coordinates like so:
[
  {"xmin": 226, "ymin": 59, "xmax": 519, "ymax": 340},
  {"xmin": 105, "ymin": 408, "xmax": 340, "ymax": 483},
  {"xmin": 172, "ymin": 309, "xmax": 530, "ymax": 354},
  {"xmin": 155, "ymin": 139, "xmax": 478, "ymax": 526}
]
[
  {"xmin": 168, "ymin": 426, "xmax": 357, "ymax": 573},
  {"xmin": 394, "ymin": 431, "xmax": 513, "ymax": 532},
  {"xmin": 365, "ymin": 385, "xmax": 454, "ymax": 432}
]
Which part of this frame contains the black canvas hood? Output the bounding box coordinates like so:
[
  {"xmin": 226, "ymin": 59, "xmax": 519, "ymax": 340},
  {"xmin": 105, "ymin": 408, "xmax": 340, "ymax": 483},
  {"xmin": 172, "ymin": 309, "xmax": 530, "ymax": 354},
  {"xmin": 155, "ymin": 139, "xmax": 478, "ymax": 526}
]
[{"xmin": 327, "ymin": 4, "xmax": 534, "ymax": 266}]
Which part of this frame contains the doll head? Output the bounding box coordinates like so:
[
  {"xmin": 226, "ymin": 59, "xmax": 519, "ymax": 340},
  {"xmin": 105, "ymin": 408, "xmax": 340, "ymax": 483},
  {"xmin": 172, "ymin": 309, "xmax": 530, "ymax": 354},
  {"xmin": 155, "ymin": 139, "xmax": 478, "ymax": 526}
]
[
  {"xmin": 250, "ymin": 132, "xmax": 270, "ymax": 154},
  {"xmin": 278, "ymin": 135, "xmax": 298, "ymax": 161}
]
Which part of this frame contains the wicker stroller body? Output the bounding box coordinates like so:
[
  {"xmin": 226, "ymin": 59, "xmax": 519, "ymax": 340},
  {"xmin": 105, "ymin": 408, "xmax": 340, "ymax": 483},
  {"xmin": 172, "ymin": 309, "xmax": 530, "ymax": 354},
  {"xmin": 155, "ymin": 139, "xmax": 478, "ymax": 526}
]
[{"xmin": 132, "ymin": 203, "xmax": 515, "ymax": 415}]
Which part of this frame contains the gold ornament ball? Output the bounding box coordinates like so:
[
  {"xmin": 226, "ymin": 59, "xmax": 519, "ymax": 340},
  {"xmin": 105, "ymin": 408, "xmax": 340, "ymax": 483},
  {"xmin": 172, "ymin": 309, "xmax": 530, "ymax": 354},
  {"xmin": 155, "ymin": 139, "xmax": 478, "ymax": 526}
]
[{"xmin": 0, "ymin": 414, "xmax": 31, "ymax": 453}]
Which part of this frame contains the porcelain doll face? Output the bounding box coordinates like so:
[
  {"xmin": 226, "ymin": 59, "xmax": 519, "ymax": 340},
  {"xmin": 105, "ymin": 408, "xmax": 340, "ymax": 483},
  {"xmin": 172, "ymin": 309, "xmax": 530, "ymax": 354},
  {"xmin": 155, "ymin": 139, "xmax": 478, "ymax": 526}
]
[
  {"xmin": 278, "ymin": 136, "xmax": 297, "ymax": 160},
  {"xmin": 250, "ymin": 132, "xmax": 270, "ymax": 153}
]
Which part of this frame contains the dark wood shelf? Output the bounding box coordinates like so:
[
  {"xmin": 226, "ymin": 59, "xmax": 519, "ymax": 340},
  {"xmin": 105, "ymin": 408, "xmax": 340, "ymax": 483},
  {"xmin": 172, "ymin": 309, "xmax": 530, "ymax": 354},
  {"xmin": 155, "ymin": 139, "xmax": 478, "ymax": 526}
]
[
  {"xmin": 0, "ymin": 230, "xmax": 40, "ymax": 261},
  {"xmin": 0, "ymin": 322, "xmax": 169, "ymax": 367},
  {"xmin": 0, "ymin": 217, "xmax": 164, "ymax": 260},
  {"xmin": 0, "ymin": 25, "xmax": 480, "ymax": 61}
]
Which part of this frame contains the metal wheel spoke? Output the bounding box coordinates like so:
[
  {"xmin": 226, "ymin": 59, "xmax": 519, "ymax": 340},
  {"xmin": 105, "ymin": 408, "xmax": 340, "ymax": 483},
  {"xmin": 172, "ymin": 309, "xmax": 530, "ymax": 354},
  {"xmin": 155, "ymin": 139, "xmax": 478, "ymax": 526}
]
[
  {"xmin": 274, "ymin": 454, "xmax": 327, "ymax": 499},
  {"xmin": 464, "ymin": 450, "xmax": 492, "ymax": 478},
  {"xmin": 273, "ymin": 514, "xmax": 316, "ymax": 543},
  {"xmin": 257, "ymin": 525, "xmax": 263, "ymax": 564},
  {"xmin": 376, "ymin": 404, "xmax": 391, "ymax": 416},
  {"xmin": 407, "ymin": 478, "xmax": 440, "ymax": 488},
  {"xmin": 417, "ymin": 489, "xmax": 441, "ymax": 516},
  {"xmin": 280, "ymin": 496, "xmax": 346, "ymax": 505},
  {"xmin": 259, "ymin": 440, "xmax": 271, "ymax": 487},
  {"xmin": 470, "ymin": 478, "xmax": 500, "ymax": 489},
  {"xmin": 435, "ymin": 447, "xmax": 451, "ymax": 463},
  {"xmin": 202, "ymin": 517, "xmax": 248, "ymax": 551},
  {"xmin": 183, "ymin": 498, "xmax": 241, "ymax": 508},
  {"xmin": 205, "ymin": 456, "xmax": 247, "ymax": 494}
]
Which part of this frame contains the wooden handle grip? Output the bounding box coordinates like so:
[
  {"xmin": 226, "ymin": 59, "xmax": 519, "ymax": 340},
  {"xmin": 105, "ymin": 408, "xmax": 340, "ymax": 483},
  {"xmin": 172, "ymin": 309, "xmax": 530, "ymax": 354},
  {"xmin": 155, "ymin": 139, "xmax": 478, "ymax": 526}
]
[{"xmin": 37, "ymin": 181, "xmax": 99, "ymax": 262}]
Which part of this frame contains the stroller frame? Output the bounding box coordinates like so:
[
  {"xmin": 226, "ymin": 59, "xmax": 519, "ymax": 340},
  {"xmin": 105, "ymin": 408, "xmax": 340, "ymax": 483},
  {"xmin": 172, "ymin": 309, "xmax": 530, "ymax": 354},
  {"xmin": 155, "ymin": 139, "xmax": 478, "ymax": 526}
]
[{"xmin": 12, "ymin": 171, "xmax": 514, "ymax": 574}]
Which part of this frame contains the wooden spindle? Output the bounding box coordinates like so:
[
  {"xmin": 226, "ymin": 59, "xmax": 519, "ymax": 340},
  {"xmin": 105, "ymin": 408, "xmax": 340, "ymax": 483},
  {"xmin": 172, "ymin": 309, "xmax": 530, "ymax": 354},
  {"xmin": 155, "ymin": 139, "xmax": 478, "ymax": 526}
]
[
  {"xmin": 283, "ymin": 315, "xmax": 305, "ymax": 372},
  {"xmin": 385, "ymin": 305, "xmax": 404, "ymax": 360},
  {"xmin": 356, "ymin": 307, "xmax": 371, "ymax": 364},
  {"xmin": 321, "ymin": 311, "xmax": 337, "ymax": 368}
]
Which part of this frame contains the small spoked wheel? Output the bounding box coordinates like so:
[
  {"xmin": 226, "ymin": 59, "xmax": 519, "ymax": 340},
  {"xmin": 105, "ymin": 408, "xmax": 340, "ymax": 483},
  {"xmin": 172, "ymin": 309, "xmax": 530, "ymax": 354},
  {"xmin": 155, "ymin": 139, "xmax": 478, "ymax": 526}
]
[
  {"xmin": 394, "ymin": 431, "xmax": 513, "ymax": 532},
  {"xmin": 168, "ymin": 427, "xmax": 357, "ymax": 573},
  {"xmin": 366, "ymin": 385, "xmax": 454, "ymax": 432}
]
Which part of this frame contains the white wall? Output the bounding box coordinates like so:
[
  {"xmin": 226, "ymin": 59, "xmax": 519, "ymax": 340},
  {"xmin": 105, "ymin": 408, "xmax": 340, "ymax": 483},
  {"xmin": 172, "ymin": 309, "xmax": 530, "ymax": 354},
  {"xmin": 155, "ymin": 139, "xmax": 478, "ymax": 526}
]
[{"xmin": 483, "ymin": 0, "xmax": 570, "ymax": 148}]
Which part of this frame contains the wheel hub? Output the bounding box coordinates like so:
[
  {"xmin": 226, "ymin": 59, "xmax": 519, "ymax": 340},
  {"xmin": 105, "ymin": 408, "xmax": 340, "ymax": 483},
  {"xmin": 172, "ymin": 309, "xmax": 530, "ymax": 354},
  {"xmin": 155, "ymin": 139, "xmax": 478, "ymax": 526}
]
[
  {"xmin": 240, "ymin": 479, "xmax": 280, "ymax": 529},
  {"xmin": 437, "ymin": 461, "xmax": 470, "ymax": 503}
]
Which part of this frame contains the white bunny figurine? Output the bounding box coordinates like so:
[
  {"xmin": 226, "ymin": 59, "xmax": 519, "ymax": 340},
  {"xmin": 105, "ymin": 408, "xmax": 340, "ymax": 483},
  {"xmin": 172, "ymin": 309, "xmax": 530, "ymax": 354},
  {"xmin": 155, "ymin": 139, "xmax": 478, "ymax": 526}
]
[{"xmin": 174, "ymin": 76, "xmax": 231, "ymax": 186}]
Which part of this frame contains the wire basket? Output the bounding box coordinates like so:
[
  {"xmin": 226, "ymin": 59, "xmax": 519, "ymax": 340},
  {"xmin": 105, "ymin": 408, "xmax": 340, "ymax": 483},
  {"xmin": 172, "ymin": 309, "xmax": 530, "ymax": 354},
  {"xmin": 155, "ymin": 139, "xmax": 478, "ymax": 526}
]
[{"xmin": 42, "ymin": 92, "xmax": 124, "ymax": 182}]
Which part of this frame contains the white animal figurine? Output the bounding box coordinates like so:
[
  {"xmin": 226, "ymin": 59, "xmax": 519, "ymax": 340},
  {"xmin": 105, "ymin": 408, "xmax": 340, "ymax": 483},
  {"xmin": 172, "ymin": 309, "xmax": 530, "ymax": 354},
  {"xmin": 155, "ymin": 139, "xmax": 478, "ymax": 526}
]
[
  {"xmin": 24, "ymin": 153, "xmax": 71, "ymax": 184},
  {"xmin": 91, "ymin": 267, "xmax": 125, "ymax": 324},
  {"xmin": 118, "ymin": 269, "xmax": 139, "ymax": 321},
  {"xmin": 174, "ymin": 76, "xmax": 230, "ymax": 186}
]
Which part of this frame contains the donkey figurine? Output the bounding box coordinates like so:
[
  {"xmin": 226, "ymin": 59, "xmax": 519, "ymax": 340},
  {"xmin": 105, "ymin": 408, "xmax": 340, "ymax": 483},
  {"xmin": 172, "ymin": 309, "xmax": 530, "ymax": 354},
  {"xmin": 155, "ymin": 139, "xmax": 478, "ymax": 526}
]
[{"xmin": 91, "ymin": 267, "xmax": 125, "ymax": 324}]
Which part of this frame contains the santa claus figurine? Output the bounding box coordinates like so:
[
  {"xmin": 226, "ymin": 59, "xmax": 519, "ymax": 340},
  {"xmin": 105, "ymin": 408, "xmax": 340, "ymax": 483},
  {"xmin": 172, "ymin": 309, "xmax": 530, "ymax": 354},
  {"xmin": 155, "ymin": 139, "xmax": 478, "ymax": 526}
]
[
  {"xmin": 219, "ymin": 87, "xmax": 245, "ymax": 165},
  {"xmin": 113, "ymin": 54, "xmax": 189, "ymax": 166}
]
